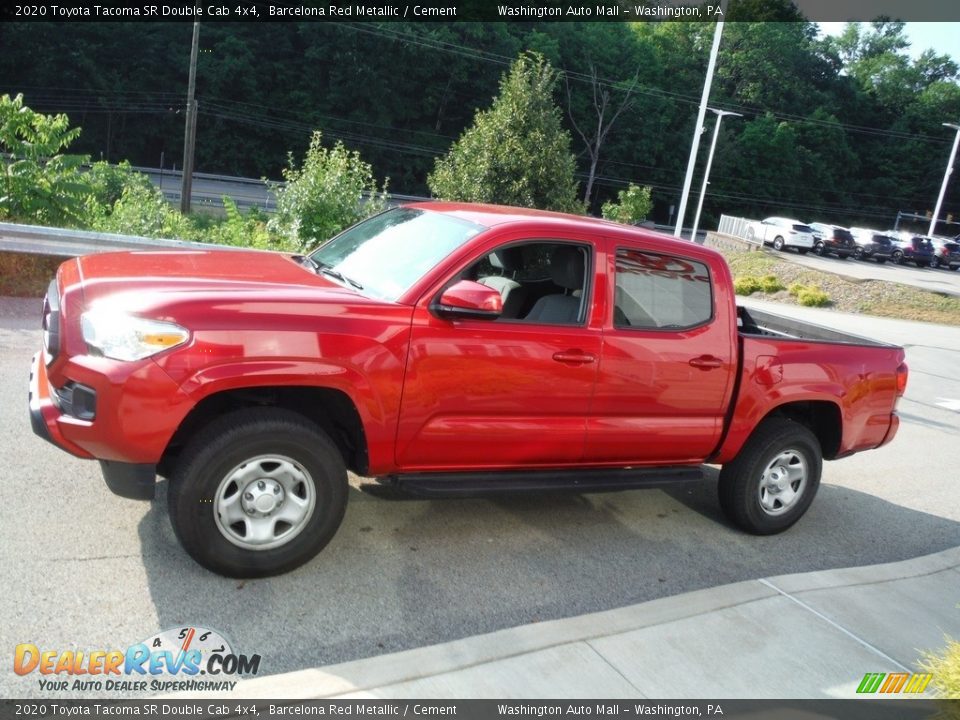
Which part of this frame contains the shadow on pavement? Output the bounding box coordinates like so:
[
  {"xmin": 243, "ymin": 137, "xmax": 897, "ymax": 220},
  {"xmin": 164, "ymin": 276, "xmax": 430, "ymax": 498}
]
[{"xmin": 138, "ymin": 475, "xmax": 960, "ymax": 680}]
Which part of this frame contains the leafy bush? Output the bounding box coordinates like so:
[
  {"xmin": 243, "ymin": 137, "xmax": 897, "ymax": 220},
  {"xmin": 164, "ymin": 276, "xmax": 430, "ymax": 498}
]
[
  {"xmin": 788, "ymin": 282, "xmax": 805, "ymax": 297},
  {"xmin": 268, "ymin": 130, "xmax": 388, "ymax": 252},
  {"xmin": 89, "ymin": 181, "xmax": 191, "ymax": 239},
  {"xmin": 428, "ymin": 52, "xmax": 583, "ymax": 214},
  {"xmin": 601, "ymin": 184, "xmax": 653, "ymax": 225},
  {"xmin": 734, "ymin": 276, "xmax": 762, "ymax": 295},
  {"xmin": 920, "ymin": 636, "xmax": 960, "ymax": 699},
  {"xmin": 735, "ymin": 274, "xmax": 784, "ymax": 296},
  {"xmin": 795, "ymin": 285, "xmax": 830, "ymax": 307},
  {"xmin": 202, "ymin": 197, "xmax": 282, "ymax": 251},
  {"xmin": 760, "ymin": 274, "xmax": 785, "ymax": 293},
  {"xmin": 0, "ymin": 94, "xmax": 90, "ymax": 225}
]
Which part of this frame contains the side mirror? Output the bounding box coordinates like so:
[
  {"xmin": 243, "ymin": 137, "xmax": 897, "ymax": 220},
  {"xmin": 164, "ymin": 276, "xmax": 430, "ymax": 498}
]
[{"xmin": 434, "ymin": 280, "xmax": 503, "ymax": 321}]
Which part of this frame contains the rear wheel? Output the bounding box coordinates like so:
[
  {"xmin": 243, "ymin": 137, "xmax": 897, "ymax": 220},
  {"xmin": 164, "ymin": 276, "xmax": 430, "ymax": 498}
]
[
  {"xmin": 168, "ymin": 408, "xmax": 348, "ymax": 577},
  {"xmin": 814, "ymin": 242, "xmax": 826, "ymax": 256},
  {"xmin": 892, "ymin": 250, "xmax": 904, "ymax": 265},
  {"xmin": 773, "ymin": 236, "xmax": 785, "ymax": 251},
  {"xmin": 718, "ymin": 418, "xmax": 822, "ymax": 535},
  {"xmin": 854, "ymin": 247, "xmax": 864, "ymax": 260}
]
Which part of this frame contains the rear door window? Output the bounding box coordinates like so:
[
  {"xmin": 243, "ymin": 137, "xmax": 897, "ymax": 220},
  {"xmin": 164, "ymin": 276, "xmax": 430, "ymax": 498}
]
[{"xmin": 614, "ymin": 249, "xmax": 713, "ymax": 330}]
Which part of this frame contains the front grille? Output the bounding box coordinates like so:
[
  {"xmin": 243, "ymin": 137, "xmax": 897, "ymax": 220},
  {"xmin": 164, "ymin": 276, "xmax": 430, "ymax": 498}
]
[{"xmin": 41, "ymin": 279, "xmax": 60, "ymax": 365}]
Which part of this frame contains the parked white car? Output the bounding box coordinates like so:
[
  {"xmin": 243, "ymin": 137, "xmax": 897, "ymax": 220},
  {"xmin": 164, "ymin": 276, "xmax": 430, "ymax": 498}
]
[{"xmin": 746, "ymin": 217, "xmax": 816, "ymax": 253}]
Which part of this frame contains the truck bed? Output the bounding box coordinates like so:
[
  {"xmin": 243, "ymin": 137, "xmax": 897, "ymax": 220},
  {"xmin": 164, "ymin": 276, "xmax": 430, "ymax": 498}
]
[{"xmin": 737, "ymin": 306, "xmax": 895, "ymax": 348}]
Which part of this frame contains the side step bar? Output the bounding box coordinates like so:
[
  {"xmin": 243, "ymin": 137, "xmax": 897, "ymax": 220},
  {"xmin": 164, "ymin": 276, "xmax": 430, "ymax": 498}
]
[{"xmin": 378, "ymin": 466, "xmax": 704, "ymax": 498}]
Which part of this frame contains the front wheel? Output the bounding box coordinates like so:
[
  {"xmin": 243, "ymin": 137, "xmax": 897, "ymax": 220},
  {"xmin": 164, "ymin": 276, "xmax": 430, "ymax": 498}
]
[
  {"xmin": 854, "ymin": 247, "xmax": 864, "ymax": 260},
  {"xmin": 814, "ymin": 242, "xmax": 826, "ymax": 256},
  {"xmin": 718, "ymin": 418, "xmax": 822, "ymax": 535},
  {"xmin": 168, "ymin": 408, "xmax": 348, "ymax": 577},
  {"xmin": 773, "ymin": 236, "xmax": 785, "ymax": 251},
  {"xmin": 892, "ymin": 250, "xmax": 904, "ymax": 265}
]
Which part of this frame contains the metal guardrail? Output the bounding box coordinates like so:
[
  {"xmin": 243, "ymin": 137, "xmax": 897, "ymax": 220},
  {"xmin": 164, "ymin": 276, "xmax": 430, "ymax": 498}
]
[{"xmin": 0, "ymin": 222, "xmax": 244, "ymax": 257}]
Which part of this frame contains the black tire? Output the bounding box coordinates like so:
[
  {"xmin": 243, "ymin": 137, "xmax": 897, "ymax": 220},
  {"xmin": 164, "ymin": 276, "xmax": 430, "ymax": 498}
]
[
  {"xmin": 854, "ymin": 247, "xmax": 864, "ymax": 260},
  {"xmin": 718, "ymin": 418, "xmax": 822, "ymax": 535},
  {"xmin": 892, "ymin": 250, "xmax": 904, "ymax": 265},
  {"xmin": 168, "ymin": 408, "xmax": 348, "ymax": 578},
  {"xmin": 773, "ymin": 236, "xmax": 785, "ymax": 251},
  {"xmin": 814, "ymin": 242, "xmax": 825, "ymax": 256}
]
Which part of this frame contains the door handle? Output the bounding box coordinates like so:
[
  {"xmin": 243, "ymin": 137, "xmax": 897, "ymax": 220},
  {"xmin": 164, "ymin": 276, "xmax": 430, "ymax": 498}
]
[
  {"xmin": 689, "ymin": 355, "xmax": 723, "ymax": 370},
  {"xmin": 553, "ymin": 350, "xmax": 596, "ymax": 364}
]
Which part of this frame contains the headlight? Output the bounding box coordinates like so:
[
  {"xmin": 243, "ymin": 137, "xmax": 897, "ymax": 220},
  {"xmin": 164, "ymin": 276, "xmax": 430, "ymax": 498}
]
[{"xmin": 81, "ymin": 310, "xmax": 190, "ymax": 361}]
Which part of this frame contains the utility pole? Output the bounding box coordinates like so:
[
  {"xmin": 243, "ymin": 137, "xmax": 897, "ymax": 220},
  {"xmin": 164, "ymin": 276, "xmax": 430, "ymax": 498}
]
[
  {"xmin": 180, "ymin": 19, "xmax": 200, "ymax": 215},
  {"xmin": 674, "ymin": 0, "xmax": 728, "ymax": 240}
]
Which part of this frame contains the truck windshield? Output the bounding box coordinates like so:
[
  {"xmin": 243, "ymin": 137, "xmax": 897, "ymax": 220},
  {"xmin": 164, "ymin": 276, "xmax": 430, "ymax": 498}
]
[{"xmin": 308, "ymin": 208, "xmax": 486, "ymax": 301}]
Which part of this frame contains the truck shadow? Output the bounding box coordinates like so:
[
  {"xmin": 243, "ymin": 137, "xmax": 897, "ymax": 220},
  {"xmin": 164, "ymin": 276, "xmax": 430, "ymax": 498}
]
[{"xmin": 137, "ymin": 475, "xmax": 960, "ymax": 680}]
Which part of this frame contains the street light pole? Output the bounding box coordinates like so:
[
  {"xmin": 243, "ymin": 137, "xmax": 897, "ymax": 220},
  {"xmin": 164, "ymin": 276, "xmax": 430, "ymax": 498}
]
[
  {"xmin": 180, "ymin": 20, "xmax": 200, "ymax": 215},
  {"xmin": 690, "ymin": 108, "xmax": 742, "ymax": 244},
  {"xmin": 674, "ymin": 0, "xmax": 728, "ymax": 240},
  {"xmin": 929, "ymin": 122, "xmax": 960, "ymax": 237}
]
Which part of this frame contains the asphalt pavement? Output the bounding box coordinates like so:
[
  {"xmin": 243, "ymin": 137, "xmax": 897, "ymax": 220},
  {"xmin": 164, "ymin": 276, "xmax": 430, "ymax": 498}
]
[{"xmin": 1, "ymin": 295, "xmax": 959, "ymax": 700}]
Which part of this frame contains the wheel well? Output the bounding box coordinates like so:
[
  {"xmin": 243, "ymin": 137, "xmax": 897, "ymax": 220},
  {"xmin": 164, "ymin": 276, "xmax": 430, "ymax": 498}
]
[
  {"xmin": 766, "ymin": 401, "xmax": 841, "ymax": 459},
  {"xmin": 159, "ymin": 387, "xmax": 368, "ymax": 478}
]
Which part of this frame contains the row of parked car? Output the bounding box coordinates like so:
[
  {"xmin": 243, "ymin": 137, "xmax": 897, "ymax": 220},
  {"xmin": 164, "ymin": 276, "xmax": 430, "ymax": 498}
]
[{"xmin": 746, "ymin": 217, "xmax": 960, "ymax": 271}]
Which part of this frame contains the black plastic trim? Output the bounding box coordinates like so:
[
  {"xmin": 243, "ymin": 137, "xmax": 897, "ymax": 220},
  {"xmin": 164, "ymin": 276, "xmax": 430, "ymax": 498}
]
[
  {"xmin": 381, "ymin": 466, "xmax": 703, "ymax": 498},
  {"xmin": 100, "ymin": 461, "xmax": 156, "ymax": 501}
]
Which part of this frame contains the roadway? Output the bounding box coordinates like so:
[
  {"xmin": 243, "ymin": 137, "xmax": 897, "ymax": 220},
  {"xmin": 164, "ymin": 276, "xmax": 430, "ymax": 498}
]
[{"xmin": 1, "ymin": 296, "xmax": 958, "ymax": 698}]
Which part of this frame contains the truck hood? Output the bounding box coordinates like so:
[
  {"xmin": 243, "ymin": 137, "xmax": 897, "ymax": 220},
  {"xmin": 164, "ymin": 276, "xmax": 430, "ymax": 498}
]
[{"xmin": 75, "ymin": 249, "xmax": 360, "ymax": 306}]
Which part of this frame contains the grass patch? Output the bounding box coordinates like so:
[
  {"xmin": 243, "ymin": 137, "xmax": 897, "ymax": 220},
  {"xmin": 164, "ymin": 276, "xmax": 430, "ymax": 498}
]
[
  {"xmin": 920, "ymin": 636, "xmax": 960, "ymax": 699},
  {"xmin": 720, "ymin": 248, "xmax": 960, "ymax": 325},
  {"xmin": 0, "ymin": 252, "xmax": 67, "ymax": 297}
]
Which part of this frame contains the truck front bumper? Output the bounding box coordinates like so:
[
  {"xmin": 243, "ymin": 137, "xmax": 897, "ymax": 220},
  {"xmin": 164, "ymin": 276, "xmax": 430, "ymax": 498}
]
[{"xmin": 29, "ymin": 351, "xmax": 159, "ymax": 500}]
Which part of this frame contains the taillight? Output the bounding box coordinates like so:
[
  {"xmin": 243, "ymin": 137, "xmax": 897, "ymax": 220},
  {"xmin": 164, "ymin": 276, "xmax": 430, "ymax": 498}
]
[{"xmin": 896, "ymin": 362, "xmax": 908, "ymax": 397}]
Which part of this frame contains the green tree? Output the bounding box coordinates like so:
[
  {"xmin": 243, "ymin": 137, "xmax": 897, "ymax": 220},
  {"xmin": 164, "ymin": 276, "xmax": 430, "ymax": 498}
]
[
  {"xmin": 267, "ymin": 130, "xmax": 388, "ymax": 251},
  {"xmin": 601, "ymin": 184, "xmax": 653, "ymax": 225},
  {"xmin": 0, "ymin": 93, "xmax": 90, "ymax": 224},
  {"xmin": 428, "ymin": 52, "xmax": 583, "ymax": 214}
]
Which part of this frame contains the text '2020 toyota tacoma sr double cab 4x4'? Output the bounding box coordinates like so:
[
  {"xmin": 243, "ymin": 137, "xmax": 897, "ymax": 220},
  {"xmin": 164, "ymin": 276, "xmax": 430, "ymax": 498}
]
[{"xmin": 29, "ymin": 204, "xmax": 908, "ymax": 577}]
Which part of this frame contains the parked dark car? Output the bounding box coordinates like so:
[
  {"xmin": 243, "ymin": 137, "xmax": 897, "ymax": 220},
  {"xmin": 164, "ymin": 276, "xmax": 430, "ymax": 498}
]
[
  {"xmin": 850, "ymin": 228, "xmax": 895, "ymax": 264},
  {"xmin": 891, "ymin": 235, "xmax": 935, "ymax": 268},
  {"xmin": 931, "ymin": 239, "xmax": 960, "ymax": 271},
  {"xmin": 809, "ymin": 223, "xmax": 856, "ymax": 259}
]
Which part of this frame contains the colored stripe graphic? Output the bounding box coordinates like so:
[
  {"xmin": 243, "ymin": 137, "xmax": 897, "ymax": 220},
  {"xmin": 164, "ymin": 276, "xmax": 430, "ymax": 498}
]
[
  {"xmin": 857, "ymin": 673, "xmax": 885, "ymax": 693},
  {"xmin": 857, "ymin": 672, "xmax": 933, "ymax": 694}
]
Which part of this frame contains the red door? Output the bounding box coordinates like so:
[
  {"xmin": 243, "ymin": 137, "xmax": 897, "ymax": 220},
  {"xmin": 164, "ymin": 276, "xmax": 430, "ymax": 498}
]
[
  {"xmin": 395, "ymin": 240, "xmax": 602, "ymax": 470},
  {"xmin": 585, "ymin": 242, "xmax": 735, "ymax": 465}
]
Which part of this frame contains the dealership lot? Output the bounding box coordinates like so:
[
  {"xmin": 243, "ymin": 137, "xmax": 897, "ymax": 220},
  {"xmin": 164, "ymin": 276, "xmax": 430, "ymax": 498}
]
[{"xmin": 1, "ymin": 296, "xmax": 959, "ymax": 698}]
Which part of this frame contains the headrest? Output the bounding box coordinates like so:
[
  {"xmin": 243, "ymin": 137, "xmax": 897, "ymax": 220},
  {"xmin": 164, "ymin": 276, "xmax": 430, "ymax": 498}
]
[
  {"xmin": 550, "ymin": 246, "xmax": 585, "ymax": 291},
  {"xmin": 488, "ymin": 247, "xmax": 523, "ymax": 274}
]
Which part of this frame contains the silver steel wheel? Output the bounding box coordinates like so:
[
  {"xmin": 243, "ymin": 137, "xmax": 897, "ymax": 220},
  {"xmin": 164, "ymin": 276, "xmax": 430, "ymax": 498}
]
[
  {"xmin": 758, "ymin": 449, "xmax": 807, "ymax": 516},
  {"xmin": 214, "ymin": 454, "xmax": 316, "ymax": 551}
]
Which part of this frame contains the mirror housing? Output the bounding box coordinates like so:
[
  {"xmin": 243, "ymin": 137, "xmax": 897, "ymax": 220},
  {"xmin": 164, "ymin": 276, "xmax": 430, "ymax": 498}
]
[{"xmin": 434, "ymin": 280, "xmax": 503, "ymax": 321}]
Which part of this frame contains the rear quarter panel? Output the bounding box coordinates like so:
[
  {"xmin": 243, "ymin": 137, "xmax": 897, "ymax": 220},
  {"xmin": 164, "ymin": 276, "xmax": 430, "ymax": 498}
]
[{"xmin": 713, "ymin": 336, "xmax": 905, "ymax": 463}]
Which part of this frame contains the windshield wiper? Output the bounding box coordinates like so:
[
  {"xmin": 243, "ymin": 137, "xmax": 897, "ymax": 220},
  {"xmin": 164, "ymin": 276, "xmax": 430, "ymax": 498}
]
[
  {"xmin": 320, "ymin": 267, "xmax": 364, "ymax": 290},
  {"xmin": 293, "ymin": 254, "xmax": 320, "ymax": 273}
]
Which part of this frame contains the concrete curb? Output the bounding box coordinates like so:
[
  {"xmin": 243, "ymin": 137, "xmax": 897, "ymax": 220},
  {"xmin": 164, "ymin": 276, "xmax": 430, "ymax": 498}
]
[{"xmin": 165, "ymin": 545, "xmax": 960, "ymax": 700}]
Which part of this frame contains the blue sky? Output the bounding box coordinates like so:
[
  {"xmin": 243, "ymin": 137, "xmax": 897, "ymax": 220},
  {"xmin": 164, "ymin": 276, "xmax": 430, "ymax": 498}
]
[{"xmin": 818, "ymin": 22, "xmax": 960, "ymax": 62}]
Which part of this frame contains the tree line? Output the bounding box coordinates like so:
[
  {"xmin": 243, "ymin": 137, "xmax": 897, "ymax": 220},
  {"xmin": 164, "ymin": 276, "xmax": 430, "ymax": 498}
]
[{"xmin": 1, "ymin": 9, "xmax": 958, "ymax": 230}]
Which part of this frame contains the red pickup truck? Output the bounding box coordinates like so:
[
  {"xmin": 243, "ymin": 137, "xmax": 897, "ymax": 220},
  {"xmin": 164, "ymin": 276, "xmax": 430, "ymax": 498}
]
[{"xmin": 29, "ymin": 203, "xmax": 908, "ymax": 577}]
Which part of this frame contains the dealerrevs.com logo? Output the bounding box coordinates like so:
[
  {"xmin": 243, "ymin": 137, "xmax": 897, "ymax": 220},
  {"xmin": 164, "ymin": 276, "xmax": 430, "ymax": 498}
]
[{"xmin": 15, "ymin": 626, "xmax": 261, "ymax": 693}]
